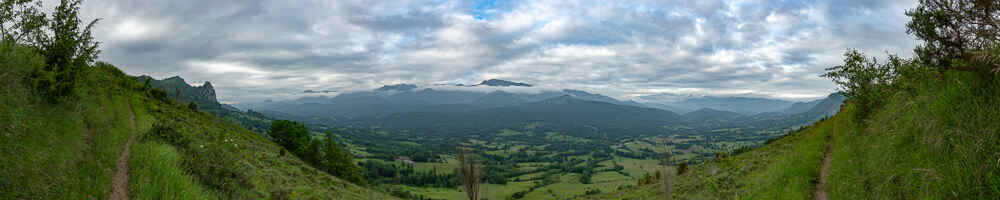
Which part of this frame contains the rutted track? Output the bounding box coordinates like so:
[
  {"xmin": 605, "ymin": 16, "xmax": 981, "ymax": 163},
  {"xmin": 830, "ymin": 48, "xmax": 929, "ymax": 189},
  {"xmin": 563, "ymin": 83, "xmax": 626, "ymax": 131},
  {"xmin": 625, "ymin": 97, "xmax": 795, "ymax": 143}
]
[
  {"xmin": 813, "ymin": 118, "xmax": 836, "ymax": 200},
  {"xmin": 109, "ymin": 100, "xmax": 136, "ymax": 200}
]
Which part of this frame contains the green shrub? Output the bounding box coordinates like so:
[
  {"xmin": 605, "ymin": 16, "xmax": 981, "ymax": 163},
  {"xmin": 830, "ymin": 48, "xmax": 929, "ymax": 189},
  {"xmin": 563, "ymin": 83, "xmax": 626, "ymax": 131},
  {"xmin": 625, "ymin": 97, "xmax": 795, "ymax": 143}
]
[
  {"xmin": 905, "ymin": 0, "xmax": 1000, "ymax": 75},
  {"xmin": 676, "ymin": 162, "xmax": 688, "ymax": 175},
  {"xmin": 144, "ymin": 121, "xmax": 190, "ymax": 147},
  {"xmin": 187, "ymin": 102, "xmax": 198, "ymax": 110},
  {"xmin": 182, "ymin": 141, "xmax": 249, "ymax": 198},
  {"xmin": 822, "ymin": 50, "xmax": 904, "ymax": 120},
  {"xmin": 267, "ymin": 120, "xmax": 310, "ymax": 155},
  {"xmin": 13, "ymin": 0, "xmax": 102, "ymax": 103},
  {"xmin": 320, "ymin": 132, "xmax": 365, "ymax": 184},
  {"xmin": 148, "ymin": 88, "xmax": 170, "ymax": 102}
]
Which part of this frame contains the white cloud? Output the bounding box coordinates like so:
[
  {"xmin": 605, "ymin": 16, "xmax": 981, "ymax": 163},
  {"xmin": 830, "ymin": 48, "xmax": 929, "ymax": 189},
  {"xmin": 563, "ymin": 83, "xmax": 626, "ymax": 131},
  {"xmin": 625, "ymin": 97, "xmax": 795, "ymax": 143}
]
[{"xmin": 81, "ymin": 0, "xmax": 920, "ymax": 103}]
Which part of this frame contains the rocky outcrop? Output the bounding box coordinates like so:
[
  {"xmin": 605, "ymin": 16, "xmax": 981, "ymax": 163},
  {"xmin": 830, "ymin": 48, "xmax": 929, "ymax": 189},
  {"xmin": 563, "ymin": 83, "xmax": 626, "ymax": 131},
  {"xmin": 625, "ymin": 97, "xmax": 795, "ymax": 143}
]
[{"xmin": 198, "ymin": 81, "xmax": 218, "ymax": 103}]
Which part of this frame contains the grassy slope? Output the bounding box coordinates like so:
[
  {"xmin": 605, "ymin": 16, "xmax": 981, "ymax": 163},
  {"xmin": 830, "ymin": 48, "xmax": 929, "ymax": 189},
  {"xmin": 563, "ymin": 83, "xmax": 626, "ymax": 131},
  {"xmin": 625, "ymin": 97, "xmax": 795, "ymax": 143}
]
[
  {"xmin": 0, "ymin": 45, "xmax": 396, "ymax": 199},
  {"xmin": 586, "ymin": 70, "xmax": 999, "ymax": 199},
  {"xmin": 1, "ymin": 46, "xmax": 129, "ymax": 199},
  {"xmin": 828, "ymin": 71, "xmax": 1000, "ymax": 199},
  {"xmin": 584, "ymin": 107, "xmax": 840, "ymax": 200}
]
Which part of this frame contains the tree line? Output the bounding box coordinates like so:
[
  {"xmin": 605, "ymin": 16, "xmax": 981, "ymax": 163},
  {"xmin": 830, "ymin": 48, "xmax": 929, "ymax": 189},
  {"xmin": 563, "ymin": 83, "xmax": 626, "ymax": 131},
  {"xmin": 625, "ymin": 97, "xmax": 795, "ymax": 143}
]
[{"xmin": 267, "ymin": 120, "xmax": 365, "ymax": 184}]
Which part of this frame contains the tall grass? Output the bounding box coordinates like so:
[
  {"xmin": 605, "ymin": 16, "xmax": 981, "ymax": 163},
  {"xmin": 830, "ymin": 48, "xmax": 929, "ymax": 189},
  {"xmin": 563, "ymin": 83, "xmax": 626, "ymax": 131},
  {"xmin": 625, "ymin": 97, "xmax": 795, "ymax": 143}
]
[
  {"xmin": 0, "ymin": 45, "xmax": 131, "ymax": 199},
  {"xmin": 742, "ymin": 116, "xmax": 834, "ymax": 199},
  {"xmin": 828, "ymin": 71, "xmax": 1000, "ymax": 199},
  {"xmin": 130, "ymin": 142, "xmax": 218, "ymax": 199},
  {"xmin": 583, "ymin": 113, "xmax": 842, "ymax": 199},
  {"xmin": 1, "ymin": 44, "xmax": 400, "ymax": 199}
]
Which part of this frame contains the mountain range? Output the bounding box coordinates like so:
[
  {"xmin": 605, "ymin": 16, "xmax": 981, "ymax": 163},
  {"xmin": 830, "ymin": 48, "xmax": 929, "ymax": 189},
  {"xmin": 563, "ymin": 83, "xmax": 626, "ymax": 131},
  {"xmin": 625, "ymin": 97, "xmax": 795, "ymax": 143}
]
[
  {"xmin": 135, "ymin": 76, "xmax": 845, "ymax": 140},
  {"xmin": 234, "ymin": 79, "xmax": 844, "ymax": 139}
]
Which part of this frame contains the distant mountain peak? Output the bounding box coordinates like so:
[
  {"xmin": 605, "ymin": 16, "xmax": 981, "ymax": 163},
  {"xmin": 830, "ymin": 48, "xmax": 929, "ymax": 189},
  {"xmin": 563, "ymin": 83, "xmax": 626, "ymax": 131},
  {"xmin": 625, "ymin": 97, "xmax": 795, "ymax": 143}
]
[
  {"xmin": 303, "ymin": 89, "xmax": 337, "ymax": 94},
  {"xmin": 540, "ymin": 95, "xmax": 579, "ymax": 104},
  {"xmin": 376, "ymin": 84, "xmax": 418, "ymax": 91},
  {"xmin": 686, "ymin": 107, "xmax": 741, "ymax": 115},
  {"xmin": 198, "ymin": 81, "xmax": 217, "ymax": 103},
  {"xmin": 476, "ymin": 79, "xmax": 532, "ymax": 87},
  {"xmin": 135, "ymin": 75, "xmax": 219, "ymax": 107},
  {"xmin": 164, "ymin": 76, "xmax": 185, "ymax": 82}
]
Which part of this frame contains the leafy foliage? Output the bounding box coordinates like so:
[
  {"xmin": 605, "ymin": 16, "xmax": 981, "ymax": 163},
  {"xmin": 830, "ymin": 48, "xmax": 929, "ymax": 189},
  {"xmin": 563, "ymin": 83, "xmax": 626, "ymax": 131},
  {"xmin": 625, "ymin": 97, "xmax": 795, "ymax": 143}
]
[
  {"xmin": 906, "ymin": 0, "xmax": 1000, "ymax": 74},
  {"xmin": 22, "ymin": 0, "xmax": 100, "ymax": 103},
  {"xmin": 359, "ymin": 160, "xmax": 460, "ymax": 187},
  {"xmin": 822, "ymin": 50, "xmax": 905, "ymax": 119},
  {"xmin": 187, "ymin": 101, "xmax": 198, "ymax": 110},
  {"xmin": 0, "ymin": 0, "xmax": 46, "ymax": 44},
  {"xmin": 321, "ymin": 132, "xmax": 365, "ymax": 184},
  {"xmin": 267, "ymin": 120, "xmax": 311, "ymax": 155},
  {"xmin": 266, "ymin": 120, "xmax": 366, "ymax": 185}
]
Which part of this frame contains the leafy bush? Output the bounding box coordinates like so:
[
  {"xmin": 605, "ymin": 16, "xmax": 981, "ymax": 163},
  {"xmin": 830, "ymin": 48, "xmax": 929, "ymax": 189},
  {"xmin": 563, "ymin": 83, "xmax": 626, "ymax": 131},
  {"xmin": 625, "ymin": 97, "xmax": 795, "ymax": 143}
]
[
  {"xmin": 144, "ymin": 121, "xmax": 190, "ymax": 147},
  {"xmin": 676, "ymin": 162, "xmax": 688, "ymax": 175},
  {"xmin": 182, "ymin": 140, "xmax": 248, "ymax": 198},
  {"xmin": 4, "ymin": 0, "xmax": 102, "ymax": 103},
  {"xmin": 320, "ymin": 132, "xmax": 365, "ymax": 184},
  {"xmin": 267, "ymin": 120, "xmax": 310, "ymax": 155},
  {"xmin": 906, "ymin": 0, "xmax": 999, "ymax": 74},
  {"xmin": 148, "ymin": 88, "xmax": 170, "ymax": 102},
  {"xmin": 266, "ymin": 120, "xmax": 366, "ymax": 185},
  {"xmin": 822, "ymin": 50, "xmax": 905, "ymax": 120}
]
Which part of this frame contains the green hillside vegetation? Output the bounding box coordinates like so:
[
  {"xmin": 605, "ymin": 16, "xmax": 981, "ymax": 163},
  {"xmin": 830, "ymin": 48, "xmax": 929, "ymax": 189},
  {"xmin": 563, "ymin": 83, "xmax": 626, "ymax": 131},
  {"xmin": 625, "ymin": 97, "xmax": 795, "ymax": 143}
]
[
  {"xmin": 138, "ymin": 75, "xmax": 274, "ymax": 133},
  {"xmin": 136, "ymin": 75, "xmax": 218, "ymax": 109},
  {"xmin": 585, "ymin": 0, "xmax": 1000, "ymax": 198},
  {"xmin": 583, "ymin": 107, "xmax": 845, "ymax": 200},
  {"xmin": 586, "ymin": 69, "xmax": 998, "ymax": 199},
  {"xmin": 0, "ymin": 0, "xmax": 394, "ymax": 199}
]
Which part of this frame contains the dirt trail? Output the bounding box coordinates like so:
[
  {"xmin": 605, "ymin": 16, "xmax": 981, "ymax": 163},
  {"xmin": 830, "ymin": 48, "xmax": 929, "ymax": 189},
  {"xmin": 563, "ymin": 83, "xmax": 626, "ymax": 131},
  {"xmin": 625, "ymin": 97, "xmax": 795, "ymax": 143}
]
[
  {"xmin": 109, "ymin": 101, "xmax": 137, "ymax": 200},
  {"xmin": 813, "ymin": 119, "xmax": 836, "ymax": 200}
]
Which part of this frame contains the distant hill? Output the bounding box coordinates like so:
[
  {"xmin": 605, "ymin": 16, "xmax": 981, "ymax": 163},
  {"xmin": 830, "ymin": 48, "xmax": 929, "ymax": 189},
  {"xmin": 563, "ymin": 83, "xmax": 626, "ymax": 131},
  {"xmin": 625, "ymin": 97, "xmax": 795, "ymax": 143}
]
[
  {"xmin": 362, "ymin": 95, "xmax": 685, "ymax": 139},
  {"xmin": 637, "ymin": 93, "xmax": 809, "ymax": 114},
  {"xmin": 644, "ymin": 102, "xmax": 697, "ymax": 114},
  {"xmin": 473, "ymin": 90, "xmax": 527, "ymax": 108},
  {"xmin": 375, "ymin": 83, "xmax": 418, "ymax": 91},
  {"xmin": 238, "ymin": 81, "xmax": 845, "ymax": 142},
  {"xmin": 475, "ymin": 79, "xmax": 533, "ymax": 87},
  {"xmin": 136, "ymin": 76, "xmax": 274, "ymax": 133},
  {"xmin": 681, "ymin": 108, "xmax": 745, "ymax": 122},
  {"xmin": 236, "ymin": 81, "xmax": 643, "ymax": 120},
  {"xmin": 671, "ymin": 96, "xmax": 795, "ymax": 114},
  {"xmin": 136, "ymin": 76, "xmax": 220, "ymax": 109}
]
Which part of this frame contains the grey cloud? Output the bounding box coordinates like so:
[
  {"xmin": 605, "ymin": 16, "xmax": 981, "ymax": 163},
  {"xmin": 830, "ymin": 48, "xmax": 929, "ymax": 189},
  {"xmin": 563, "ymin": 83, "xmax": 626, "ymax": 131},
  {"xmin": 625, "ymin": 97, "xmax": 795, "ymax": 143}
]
[{"xmin": 79, "ymin": 0, "xmax": 919, "ymax": 103}]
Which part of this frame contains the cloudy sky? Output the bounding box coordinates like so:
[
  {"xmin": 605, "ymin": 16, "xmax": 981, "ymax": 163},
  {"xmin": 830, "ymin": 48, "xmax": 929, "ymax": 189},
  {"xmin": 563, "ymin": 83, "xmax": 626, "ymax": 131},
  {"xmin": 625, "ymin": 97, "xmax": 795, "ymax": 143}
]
[{"xmin": 77, "ymin": 0, "xmax": 920, "ymax": 103}]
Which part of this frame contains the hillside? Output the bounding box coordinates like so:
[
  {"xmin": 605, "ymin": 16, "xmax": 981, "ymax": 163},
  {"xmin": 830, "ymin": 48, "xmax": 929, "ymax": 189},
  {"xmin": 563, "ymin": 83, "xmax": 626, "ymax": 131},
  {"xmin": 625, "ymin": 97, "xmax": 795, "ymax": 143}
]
[
  {"xmin": 585, "ymin": 71, "xmax": 1000, "ymax": 199},
  {"xmin": 0, "ymin": 45, "xmax": 396, "ymax": 199},
  {"xmin": 640, "ymin": 95, "xmax": 797, "ymax": 115},
  {"xmin": 137, "ymin": 76, "xmax": 275, "ymax": 133},
  {"xmin": 136, "ymin": 76, "xmax": 218, "ymax": 108},
  {"xmin": 365, "ymin": 95, "xmax": 684, "ymax": 138}
]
